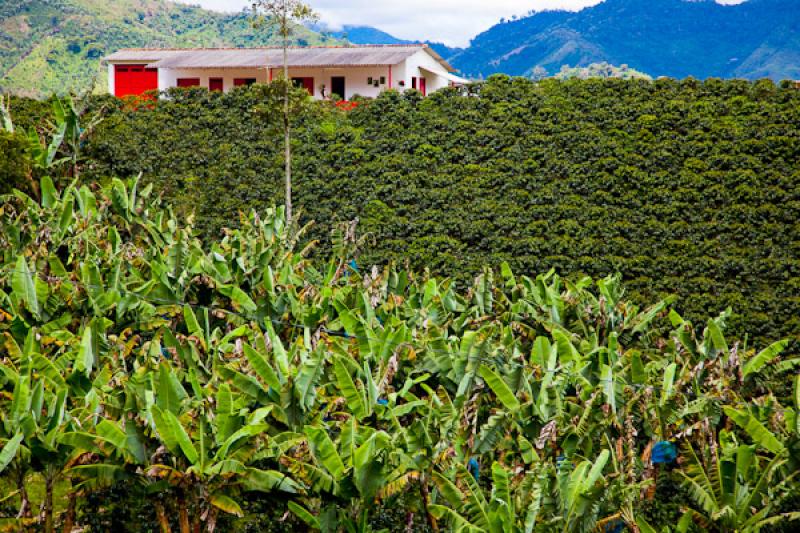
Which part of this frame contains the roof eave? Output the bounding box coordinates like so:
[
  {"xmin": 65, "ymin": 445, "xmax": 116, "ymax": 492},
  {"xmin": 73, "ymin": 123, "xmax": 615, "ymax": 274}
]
[
  {"xmin": 149, "ymin": 64, "xmax": 269, "ymax": 69},
  {"xmin": 421, "ymin": 45, "xmax": 457, "ymax": 73}
]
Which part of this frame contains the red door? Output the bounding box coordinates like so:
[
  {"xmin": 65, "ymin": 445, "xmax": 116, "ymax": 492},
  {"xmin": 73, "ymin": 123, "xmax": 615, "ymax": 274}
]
[
  {"xmin": 177, "ymin": 78, "xmax": 200, "ymax": 88},
  {"xmin": 115, "ymin": 65, "xmax": 158, "ymax": 97},
  {"xmin": 209, "ymin": 78, "xmax": 223, "ymax": 91},
  {"xmin": 419, "ymin": 77, "xmax": 427, "ymax": 96}
]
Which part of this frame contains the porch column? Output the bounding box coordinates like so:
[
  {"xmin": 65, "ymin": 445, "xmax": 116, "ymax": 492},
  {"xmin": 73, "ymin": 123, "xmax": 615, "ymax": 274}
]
[{"xmin": 107, "ymin": 63, "xmax": 115, "ymax": 95}]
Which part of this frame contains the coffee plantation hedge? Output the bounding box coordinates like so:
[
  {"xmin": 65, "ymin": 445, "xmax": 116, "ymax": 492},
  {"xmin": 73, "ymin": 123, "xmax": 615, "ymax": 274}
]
[
  {"xmin": 0, "ymin": 130, "xmax": 31, "ymax": 195},
  {"xmin": 9, "ymin": 76, "xmax": 799, "ymax": 347}
]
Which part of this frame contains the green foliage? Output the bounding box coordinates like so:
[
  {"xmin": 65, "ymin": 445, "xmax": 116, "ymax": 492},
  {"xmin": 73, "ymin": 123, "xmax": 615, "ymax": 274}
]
[
  {"xmin": 555, "ymin": 62, "xmax": 652, "ymax": 80},
  {"xmin": 0, "ymin": 130, "xmax": 31, "ymax": 195},
  {"xmin": 676, "ymin": 441, "xmax": 800, "ymax": 532},
  {"xmin": 69, "ymin": 76, "xmax": 800, "ymax": 349},
  {"xmin": 1, "ymin": 176, "xmax": 798, "ymax": 531}
]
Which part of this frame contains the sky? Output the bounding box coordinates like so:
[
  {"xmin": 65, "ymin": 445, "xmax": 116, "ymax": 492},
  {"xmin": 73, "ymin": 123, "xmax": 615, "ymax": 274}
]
[{"xmin": 178, "ymin": 0, "xmax": 748, "ymax": 47}]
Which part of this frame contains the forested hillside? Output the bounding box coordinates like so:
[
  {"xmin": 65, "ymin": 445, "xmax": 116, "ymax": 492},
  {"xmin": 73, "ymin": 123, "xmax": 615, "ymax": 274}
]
[
  {"xmin": 7, "ymin": 77, "xmax": 795, "ymax": 348},
  {"xmin": 0, "ymin": 0, "xmax": 338, "ymax": 97},
  {"xmin": 445, "ymin": 0, "xmax": 800, "ymax": 80}
]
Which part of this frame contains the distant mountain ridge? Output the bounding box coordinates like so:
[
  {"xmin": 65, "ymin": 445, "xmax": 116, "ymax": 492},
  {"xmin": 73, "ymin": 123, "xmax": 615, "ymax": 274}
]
[
  {"xmin": 322, "ymin": 24, "xmax": 461, "ymax": 65},
  {"xmin": 448, "ymin": 0, "xmax": 800, "ymax": 80},
  {"xmin": 344, "ymin": 0, "xmax": 800, "ymax": 81}
]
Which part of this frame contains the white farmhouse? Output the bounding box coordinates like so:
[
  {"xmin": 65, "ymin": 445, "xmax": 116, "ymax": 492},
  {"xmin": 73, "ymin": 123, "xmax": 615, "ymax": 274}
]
[{"xmin": 104, "ymin": 44, "xmax": 467, "ymax": 100}]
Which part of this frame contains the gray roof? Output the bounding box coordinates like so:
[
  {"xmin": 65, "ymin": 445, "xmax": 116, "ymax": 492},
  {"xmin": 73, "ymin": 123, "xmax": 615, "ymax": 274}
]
[
  {"xmin": 103, "ymin": 49, "xmax": 186, "ymax": 62},
  {"xmin": 148, "ymin": 49, "xmax": 272, "ymax": 69},
  {"xmin": 104, "ymin": 45, "xmax": 456, "ymax": 72}
]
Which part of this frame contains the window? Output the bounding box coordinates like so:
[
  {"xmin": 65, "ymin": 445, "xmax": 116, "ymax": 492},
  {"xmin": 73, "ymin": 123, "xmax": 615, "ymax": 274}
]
[
  {"xmin": 234, "ymin": 78, "xmax": 257, "ymax": 87},
  {"xmin": 292, "ymin": 77, "xmax": 315, "ymax": 96},
  {"xmin": 331, "ymin": 77, "xmax": 346, "ymax": 99},
  {"xmin": 209, "ymin": 78, "xmax": 223, "ymax": 91},
  {"xmin": 177, "ymin": 78, "xmax": 200, "ymax": 88}
]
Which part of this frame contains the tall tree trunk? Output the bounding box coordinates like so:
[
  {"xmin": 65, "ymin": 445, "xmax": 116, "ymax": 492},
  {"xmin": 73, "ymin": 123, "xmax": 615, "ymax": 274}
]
[
  {"xmin": 61, "ymin": 491, "xmax": 77, "ymax": 533},
  {"xmin": 420, "ymin": 476, "xmax": 438, "ymax": 531},
  {"xmin": 154, "ymin": 501, "xmax": 171, "ymax": 533},
  {"xmin": 44, "ymin": 472, "xmax": 55, "ymax": 533},
  {"xmin": 206, "ymin": 508, "xmax": 218, "ymax": 533},
  {"xmin": 16, "ymin": 468, "xmax": 31, "ymax": 519},
  {"xmin": 283, "ymin": 25, "xmax": 292, "ymax": 235},
  {"xmin": 178, "ymin": 491, "xmax": 191, "ymax": 533},
  {"xmin": 192, "ymin": 502, "xmax": 201, "ymax": 533},
  {"xmin": 405, "ymin": 512, "xmax": 415, "ymax": 533}
]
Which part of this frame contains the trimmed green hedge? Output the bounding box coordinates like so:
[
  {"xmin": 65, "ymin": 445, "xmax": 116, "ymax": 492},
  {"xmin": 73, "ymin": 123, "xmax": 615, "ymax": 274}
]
[
  {"xmin": 0, "ymin": 130, "xmax": 31, "ymax": 195},
  {"xmin": 37, "ymin": 76, "xmax": 799, "ymax": 346}
]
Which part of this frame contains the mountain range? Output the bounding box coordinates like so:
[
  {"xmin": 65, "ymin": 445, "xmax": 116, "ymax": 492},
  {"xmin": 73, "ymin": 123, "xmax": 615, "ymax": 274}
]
[
  {"xmin": 299, "ymin": 1, "xmax": 800, "ymax": 81},
  {"xmin": 442, "ymin": 0, "xmax": 800, "ymax": 80},
  {"xmin": 1, "ymin": 0, "xmax": 799, "ymax": 97},
  {"xmin": 321, "ymin": 24, "xmax": 460, "ymax": 64}
]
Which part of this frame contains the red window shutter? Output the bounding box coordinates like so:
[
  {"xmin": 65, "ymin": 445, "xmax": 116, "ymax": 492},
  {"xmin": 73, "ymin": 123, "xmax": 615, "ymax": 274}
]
[
  {"xmin": 209, "ymin": 78, "xmax": 223, "ymax": 91},
  {"xmin": 143, "ymin": 68, "xmax": 158, "ymax": 95},
  {"xmin": 304, "ymin": 78, "xmax": 314, "ymax": 95},
  {"xmin": 177, "ymin": 78, "xmax": 200, "ymax": 88}
]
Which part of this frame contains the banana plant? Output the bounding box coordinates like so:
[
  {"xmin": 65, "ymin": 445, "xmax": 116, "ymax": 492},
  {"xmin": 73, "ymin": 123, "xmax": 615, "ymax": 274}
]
[
  {"xmin": 33, "ymin": 94, "xmax": 104, "ymax": 180},
  {"xmin": 0, "ymin": 328, "xmax": 91, "ymax": 533},
  {"xmin": 677, "ymin": 438, "xmax": 800, "ymax": 532},
  {"xmin": 287, "ymin": 419, "xmax": 400, "ymax": 526},
  {"xmin": 554, "ymin": 450, "xmax": 610, "ymax": 533},
  {"xmin": 429, "ymin": 462, "xmax": 549, "ymax": 533},
  {"xmin": 142, "ymin": 361, "xmax": 300, "ymax": 533}
]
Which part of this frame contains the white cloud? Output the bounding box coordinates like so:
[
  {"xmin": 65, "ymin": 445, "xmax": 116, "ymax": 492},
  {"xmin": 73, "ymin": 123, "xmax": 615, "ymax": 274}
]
[
  {"xmin": 313, "ymin": 1, "xmax": 605, "ymax": 46},
  {"xmin": 178, "ymin": 0, "xmax": 749, "ymax": 47}
]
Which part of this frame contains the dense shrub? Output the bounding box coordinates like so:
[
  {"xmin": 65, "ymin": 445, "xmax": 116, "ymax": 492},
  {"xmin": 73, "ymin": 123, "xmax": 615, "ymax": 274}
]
[
  {"xmin": 0, "ymin": 130, "xmax": 31, "ymax": 195},
  {"xmin": 15, "ymin": 76, "xmax": 797, "ymax": 348}
]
